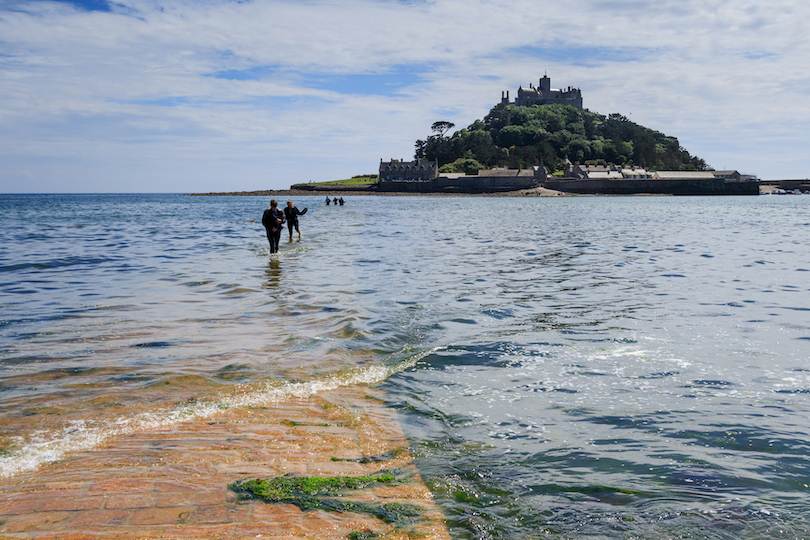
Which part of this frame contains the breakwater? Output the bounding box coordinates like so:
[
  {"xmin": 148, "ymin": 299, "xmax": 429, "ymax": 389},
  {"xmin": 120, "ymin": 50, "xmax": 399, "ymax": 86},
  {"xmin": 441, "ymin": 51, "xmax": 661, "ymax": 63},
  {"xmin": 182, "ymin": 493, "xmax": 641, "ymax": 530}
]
[{"xmin": 760, "ymin": 179, "xmax": 810, "ymax": 191}]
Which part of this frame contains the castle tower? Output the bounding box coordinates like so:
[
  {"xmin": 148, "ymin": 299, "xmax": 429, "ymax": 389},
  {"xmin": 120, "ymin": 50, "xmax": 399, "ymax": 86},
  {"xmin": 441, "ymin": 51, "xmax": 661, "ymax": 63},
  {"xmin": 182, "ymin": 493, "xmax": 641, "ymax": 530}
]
[
  {"xmin": 506, "ymin": 74, "xmax": 583, "ymax": 110},
  {"xmin": 539, "ymin": 74, "xmax": 551, "ymax": 95}
]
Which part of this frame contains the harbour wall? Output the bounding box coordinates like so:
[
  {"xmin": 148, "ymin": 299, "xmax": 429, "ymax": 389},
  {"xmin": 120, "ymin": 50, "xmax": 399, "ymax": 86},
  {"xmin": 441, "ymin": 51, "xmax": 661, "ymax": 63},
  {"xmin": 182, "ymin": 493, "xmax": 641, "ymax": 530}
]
[
  {"xmin": 760, "ymin": 179, "xmax": 810, "ymax": 191},
  {"xmin": 378, "ymin": 175, "xmax": 538, "ymax": 193},
  {"xmin": 543, "ymin": 178, "xmax": 760, "ymax": 195}
]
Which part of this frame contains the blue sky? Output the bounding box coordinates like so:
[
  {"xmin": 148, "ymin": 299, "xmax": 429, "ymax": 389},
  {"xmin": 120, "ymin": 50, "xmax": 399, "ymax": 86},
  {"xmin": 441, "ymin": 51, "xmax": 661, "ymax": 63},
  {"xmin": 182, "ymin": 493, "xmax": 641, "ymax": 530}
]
[{"xmin": 1, "ymin": 0, "xmax": 808, "ymax": 192}]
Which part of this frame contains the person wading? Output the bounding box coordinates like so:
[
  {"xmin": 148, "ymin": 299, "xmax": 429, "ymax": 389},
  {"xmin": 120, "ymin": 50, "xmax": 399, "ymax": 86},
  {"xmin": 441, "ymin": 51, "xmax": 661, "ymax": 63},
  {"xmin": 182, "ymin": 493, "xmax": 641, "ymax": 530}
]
[
  {"xmin": 283, "ymin": 199, "xmax": 308, "ymax": 240},
  {"xmin": 261, "ymin": 199, "xmax": 284, "ymax": 254}
]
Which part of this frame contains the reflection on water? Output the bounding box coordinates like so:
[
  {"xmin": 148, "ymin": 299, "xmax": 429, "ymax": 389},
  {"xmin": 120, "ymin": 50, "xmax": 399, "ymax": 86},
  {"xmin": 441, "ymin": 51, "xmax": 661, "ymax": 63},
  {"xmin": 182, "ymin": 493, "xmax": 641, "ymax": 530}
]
[
  {"xmin": 264, "ymin": 258, "xmax": 282, "ymax": 289},
  {"xmin": 1, "ymin": 194, "xmax": 810, "ymax": 537}
]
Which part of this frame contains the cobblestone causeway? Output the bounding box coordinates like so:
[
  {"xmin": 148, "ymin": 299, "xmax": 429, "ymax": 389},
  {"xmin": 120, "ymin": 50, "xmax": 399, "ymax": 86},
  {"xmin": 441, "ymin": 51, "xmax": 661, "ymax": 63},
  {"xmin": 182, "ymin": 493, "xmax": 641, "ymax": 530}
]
[{"xmin": 0, "ymin": 388, "xmax": 451, "ymax": 540}]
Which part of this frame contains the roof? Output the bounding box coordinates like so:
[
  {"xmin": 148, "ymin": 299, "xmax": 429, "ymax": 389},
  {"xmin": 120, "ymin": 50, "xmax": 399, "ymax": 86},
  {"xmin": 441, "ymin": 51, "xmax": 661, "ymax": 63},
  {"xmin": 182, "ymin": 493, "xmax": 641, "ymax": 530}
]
[
  {"xmin": 380, "ymin": 160, "xmax": 436, "ymax": 171},
  {"xmin": 479, "ymin": 168, "xmax": 526, "ymax": 177},
  {"xmin": 588, "ymin": 171, "xmax": 623, "ymax": 179},
  {"xmin": 380, "ymin": 160, "xmax": 436, "ymax": 167},
  {"xmin": 621, "ymin": 168, "xmax": 651, "ymax": 177},
  {"xmin": 653, "ymin": 171, "xmax": 716, "ymax": 180}
]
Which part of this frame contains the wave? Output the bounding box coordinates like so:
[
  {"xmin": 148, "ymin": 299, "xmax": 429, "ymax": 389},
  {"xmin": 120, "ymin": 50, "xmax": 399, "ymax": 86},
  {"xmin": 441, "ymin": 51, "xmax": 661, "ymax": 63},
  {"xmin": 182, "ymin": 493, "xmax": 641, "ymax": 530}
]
[{"xmin": 0, "ymin": 347, "xmax": 440, "ymax": 479}]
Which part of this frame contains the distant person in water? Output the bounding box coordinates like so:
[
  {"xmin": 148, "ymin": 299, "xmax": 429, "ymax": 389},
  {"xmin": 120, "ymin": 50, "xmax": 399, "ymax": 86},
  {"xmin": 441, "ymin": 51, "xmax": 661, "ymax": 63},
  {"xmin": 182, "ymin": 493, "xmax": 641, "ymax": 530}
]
[
  {"xmin": 261, "ymin": 199, "xmax": 284, "ymax": 254},
  {"xmin": 283, "ymin": 199, "xmax": 308, "ymax": 240},
  {"xmin": 325, "ymin": 196, "xmax": 330, "ymax": 205},
  {"xmin": 333, "ymin": 197, "xmax": 339, "ymax": 205},
  {"xmin": 339, "ymin": 197, "xmax": 344, "ymax": 206}
]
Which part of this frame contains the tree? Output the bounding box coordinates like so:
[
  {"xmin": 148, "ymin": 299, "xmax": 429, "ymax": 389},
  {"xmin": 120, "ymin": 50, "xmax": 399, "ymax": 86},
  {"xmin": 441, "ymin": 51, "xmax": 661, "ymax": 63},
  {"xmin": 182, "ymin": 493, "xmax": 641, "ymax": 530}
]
[
  {"xmin": 414, "ymin": 105, "xmax": 710, "ymax": 172},
  {"xmin": 431, "ymin": 121, "xmax": 455, "ymax": 138},
  {"xmin": 439, "ymin": 158, "xmax": 485, "ymax": 175}
]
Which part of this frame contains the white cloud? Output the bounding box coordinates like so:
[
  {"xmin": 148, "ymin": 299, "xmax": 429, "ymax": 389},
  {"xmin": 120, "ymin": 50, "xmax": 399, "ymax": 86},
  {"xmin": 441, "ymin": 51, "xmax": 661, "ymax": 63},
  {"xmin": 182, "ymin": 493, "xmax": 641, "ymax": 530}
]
[{"xmin": 1, "ymin": 0, "xmax": 808, "ymax": 192}]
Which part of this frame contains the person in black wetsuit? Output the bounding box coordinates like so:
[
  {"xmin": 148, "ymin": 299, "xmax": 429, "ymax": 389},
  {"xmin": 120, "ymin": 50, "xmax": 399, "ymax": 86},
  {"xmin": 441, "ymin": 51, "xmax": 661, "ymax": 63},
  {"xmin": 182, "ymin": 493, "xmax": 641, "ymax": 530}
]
[
  {"xmin": 283, "ymin": 199, "xmax": 308, "ymax": 240},
  {"xmin": 261, "ymin": 199, "xmax": 284, "ymax": 254}
]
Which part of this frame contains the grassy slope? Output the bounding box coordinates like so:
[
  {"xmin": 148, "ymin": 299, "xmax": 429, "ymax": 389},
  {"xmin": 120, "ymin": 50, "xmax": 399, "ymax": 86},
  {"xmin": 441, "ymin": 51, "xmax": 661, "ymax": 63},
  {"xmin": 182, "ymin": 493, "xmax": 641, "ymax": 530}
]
[{"xmin": 312, "ymin": 175, "xmax": 379, "ymax": 186}]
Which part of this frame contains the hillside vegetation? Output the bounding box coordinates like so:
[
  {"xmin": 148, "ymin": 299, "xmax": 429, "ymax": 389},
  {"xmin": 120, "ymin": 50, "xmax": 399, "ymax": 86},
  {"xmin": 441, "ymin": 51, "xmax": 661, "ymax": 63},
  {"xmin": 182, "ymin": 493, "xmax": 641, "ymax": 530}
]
[
  {"xmin": 311, "ymin": 175, "xmax": 378, "ymax": 186},
  {"xmin": 415, "ymin": 104, "xmax": 710, "ymax": 174}
]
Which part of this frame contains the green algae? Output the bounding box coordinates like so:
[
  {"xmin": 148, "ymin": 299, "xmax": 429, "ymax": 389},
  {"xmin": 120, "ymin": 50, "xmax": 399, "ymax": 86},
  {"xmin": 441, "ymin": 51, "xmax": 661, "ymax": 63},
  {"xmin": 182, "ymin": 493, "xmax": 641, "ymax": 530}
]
[
  {"xmin": 235, "ymin": 473, "xmax": 397, "ymax": 499},
  {"xmin": 331, "ymin": 447, "xmax": 407, "ymax": 463},
  {"xmin": 348, "ymin": 531, "xmax": 378, "ymax": 540},
  {"xmin": 230, "ymin": 472, "xmax": 423, "ymax": 526}
]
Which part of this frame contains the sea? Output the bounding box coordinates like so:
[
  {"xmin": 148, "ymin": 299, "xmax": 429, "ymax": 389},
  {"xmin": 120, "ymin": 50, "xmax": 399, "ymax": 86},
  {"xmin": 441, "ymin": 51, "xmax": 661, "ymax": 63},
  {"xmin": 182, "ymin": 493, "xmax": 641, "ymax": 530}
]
[{"xmin": 1, "ymin": 193, "xmax": 810, "ymax": 539}]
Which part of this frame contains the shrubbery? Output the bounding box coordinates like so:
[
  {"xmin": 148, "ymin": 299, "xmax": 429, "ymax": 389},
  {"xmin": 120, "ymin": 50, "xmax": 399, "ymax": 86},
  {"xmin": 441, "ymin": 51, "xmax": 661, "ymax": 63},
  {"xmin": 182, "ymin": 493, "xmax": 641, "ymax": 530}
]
[{"xmin": 416, "ymin": 104, "xmax": 710, "ymax": 173}]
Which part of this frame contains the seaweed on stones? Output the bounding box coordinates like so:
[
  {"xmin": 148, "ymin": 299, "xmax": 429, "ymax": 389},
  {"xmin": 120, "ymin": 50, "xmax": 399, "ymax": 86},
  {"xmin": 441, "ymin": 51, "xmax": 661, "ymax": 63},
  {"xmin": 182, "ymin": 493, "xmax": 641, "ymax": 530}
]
[
  {"xmin": 229, "ymin": 472, "xmax": 424, "ymax": 526},
  {"xmin": 330, "ymin": 447, "xmax": 408, "ymax": 463}
]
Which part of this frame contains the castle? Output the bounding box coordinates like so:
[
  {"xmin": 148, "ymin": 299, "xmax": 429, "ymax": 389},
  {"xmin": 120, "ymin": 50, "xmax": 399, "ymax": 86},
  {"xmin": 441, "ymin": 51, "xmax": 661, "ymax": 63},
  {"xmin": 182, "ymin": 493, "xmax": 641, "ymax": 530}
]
[{"xmin": 501, "ymin": 74, "xmax": 583, "ymax": 110}]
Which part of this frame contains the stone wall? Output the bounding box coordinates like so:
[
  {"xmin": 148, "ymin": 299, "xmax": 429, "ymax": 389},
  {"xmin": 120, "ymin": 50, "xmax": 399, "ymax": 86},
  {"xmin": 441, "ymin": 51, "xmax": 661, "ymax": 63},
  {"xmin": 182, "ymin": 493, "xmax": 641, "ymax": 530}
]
[
  {"xmin": 433, "ymin": 174, "xmax": 538, "ymax": 192},
  {"xmin": 377, "ymin": 173, "xmax": 539, "ymax": 193},
  {"xmin": 544, "ymin": 178, "xmax": 760, "ymax": 195}
]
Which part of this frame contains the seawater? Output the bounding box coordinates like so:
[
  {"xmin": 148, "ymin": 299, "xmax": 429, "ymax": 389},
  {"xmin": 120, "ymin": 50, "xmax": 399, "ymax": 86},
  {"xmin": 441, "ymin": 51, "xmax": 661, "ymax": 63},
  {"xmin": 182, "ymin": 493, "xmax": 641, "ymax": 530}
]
[{"xmin": 1, "ymin": 193, "xmax": 809, "ymax": 538}]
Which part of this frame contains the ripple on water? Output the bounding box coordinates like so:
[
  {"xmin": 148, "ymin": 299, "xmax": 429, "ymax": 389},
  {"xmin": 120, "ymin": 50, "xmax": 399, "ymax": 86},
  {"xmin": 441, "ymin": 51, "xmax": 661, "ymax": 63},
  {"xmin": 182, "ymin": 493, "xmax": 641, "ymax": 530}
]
[{"xmin": 3, "ymin": 195, "xmax": 810, "ymax": 538}]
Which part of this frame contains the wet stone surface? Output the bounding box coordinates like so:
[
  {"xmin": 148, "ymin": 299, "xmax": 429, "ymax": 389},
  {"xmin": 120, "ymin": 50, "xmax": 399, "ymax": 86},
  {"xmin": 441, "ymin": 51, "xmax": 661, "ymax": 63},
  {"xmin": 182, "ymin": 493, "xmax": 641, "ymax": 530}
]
[{"xmin": 0, "ymin": 388, "xmax": 450, "ymax": 540}]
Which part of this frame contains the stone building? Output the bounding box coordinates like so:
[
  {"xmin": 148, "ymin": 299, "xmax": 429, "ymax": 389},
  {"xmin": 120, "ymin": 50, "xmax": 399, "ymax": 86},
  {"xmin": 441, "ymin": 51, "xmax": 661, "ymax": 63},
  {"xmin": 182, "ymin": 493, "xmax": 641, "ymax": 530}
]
[
  {"xmin": 546, "ymin": 168, "xmax": 759, "ymax": 195},
  {"xmin": 502, "ymin": 74, "xmax": 583, "ymax": 110},
  {"xmin": 377, "ymin": 163, "xmax": 543, "ymax": 193},
  {"xmin": 710, "ymin": 170, "xmax": 743, "ymax": 181},
  {"xmin": 379, "ymin": 159, "xmax": 438, "ymax": 182},
  {"xmin": 565, "ymin": 164, "xmax": 652, "ymax": 180},
  {"xmin": 651, "ymin": 171, "xmax": 717, "ymax": 181}
]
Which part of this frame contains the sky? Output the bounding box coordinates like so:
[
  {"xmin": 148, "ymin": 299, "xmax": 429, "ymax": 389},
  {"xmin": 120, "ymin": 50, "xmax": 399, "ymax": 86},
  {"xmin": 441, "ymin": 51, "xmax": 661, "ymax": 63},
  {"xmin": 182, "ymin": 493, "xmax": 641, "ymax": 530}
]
[{"xmin": 0, "ymin": 0, "xmax": 808, "ymax": 193}]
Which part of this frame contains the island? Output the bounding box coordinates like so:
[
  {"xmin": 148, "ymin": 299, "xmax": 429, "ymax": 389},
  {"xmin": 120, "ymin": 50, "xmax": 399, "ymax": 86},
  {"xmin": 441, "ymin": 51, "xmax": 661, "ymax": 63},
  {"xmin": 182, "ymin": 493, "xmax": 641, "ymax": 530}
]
[{"xmin": 291, "ymin": 74, "xmax": 760, "ymax": 196}]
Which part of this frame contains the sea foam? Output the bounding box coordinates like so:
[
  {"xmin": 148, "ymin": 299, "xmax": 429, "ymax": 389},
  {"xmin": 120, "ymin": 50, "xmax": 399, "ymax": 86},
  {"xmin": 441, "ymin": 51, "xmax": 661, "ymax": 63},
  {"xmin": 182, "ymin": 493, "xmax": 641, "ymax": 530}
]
[{"xmin": 0, "ymin": 347, "xmax": 440, "ymax": 478}]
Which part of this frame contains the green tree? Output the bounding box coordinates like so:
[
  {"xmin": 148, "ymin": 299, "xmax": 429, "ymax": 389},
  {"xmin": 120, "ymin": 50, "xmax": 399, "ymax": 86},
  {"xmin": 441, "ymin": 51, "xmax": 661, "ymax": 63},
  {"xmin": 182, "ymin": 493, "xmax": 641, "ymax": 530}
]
[
  {"xmin": 439, "ymin": 158, "xmax": 485, "ymax": 175},
  {"xmin": 431, "ymin": 121, "xmax": 455, "ymax": 137},
  {"xmin": 414, "ymin": 104, "xmax": 710, "ymax": 172}
]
